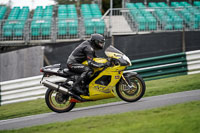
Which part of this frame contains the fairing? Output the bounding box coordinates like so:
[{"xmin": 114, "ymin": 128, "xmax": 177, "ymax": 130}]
[{"xmin": 105, "ymin": 45, "xmax": 132, "ymax": 66}]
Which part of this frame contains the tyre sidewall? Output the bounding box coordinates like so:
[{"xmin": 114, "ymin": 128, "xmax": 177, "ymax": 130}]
[
  {"xmin": 116, "ymin": 74, "xmax": 146, "ymax": 102},
  {"xmin": 45, "ymin": 88, "xmax": 76, "ymax": 113}
]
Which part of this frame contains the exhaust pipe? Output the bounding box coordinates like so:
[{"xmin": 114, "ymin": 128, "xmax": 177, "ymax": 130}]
[
  {"xmin": 41, "ymin": 80, "xmax": 86, "ymax": 102},
  {"xmin": 42, "ymin": 80, "xmax": 70, "ymax": 94}
]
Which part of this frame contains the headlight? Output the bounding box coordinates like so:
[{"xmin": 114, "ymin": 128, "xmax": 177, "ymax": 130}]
[{"xmin": 122, "ymin": 55, "xmax": 132, "ymax": 66}]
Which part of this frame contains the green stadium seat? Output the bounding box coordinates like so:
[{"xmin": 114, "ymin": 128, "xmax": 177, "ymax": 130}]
[
  {"xmin": 147, "ymin": 17, "xmax": 157, "ymax": 30},
  {"xmin": 58, "ymin": 21, "xmax": 67, "ymax": 35},
  {"xmin": 0, "ymin": 6, "xmax": 7, "ymax": 20},
  {"xmin": 69, "ymin": 21, "xmax": 78, "ymax": 35},
  {"xmin": 148, "ymin": 2, "xmax": 157, "ymax": 7},
  {"xmin": 191, "ymin": 17, "xmax": 200, "ymax": 29},
  {"xmin": 57, "ymin": 4, "xmax": 78, "ymax": 36},
  {"xmin": 2, "ymin": 6, "xmax": 29, "ymax": 38},
  {"xmin": 136, "ymin": 16, "xmax": 146, "ymax": 31},
  {"xmin": 81, "ymin": 4, "xmax": 105, "ymax": 35},
  {"xmin": 41, "ymin": 22, "xmax": 51, "ymax": 36},
  {"xmin": 135, "ymin": 3, "xmax": 145, "ymax": 9},
  {"xmin": 180, "ymin": 2, "xmax": 191, "ymax": 7},
  {"xmin": 14, "ymin": 24, "xmax": 24, "ymax": 36},
  {"xmin": 161, "ymin": 16, "xmax": 173, "ymax": 30},
  {"xmin": 30, "ymin": 5, "xmax": 53, "ymax": 37},
  {"xmin": 164, "ymin": 24, "xmax": 173, "ymax": 30},
  {"xmin": 157, "ymin": 2, "xmax": 168, "ymax": 7},
  {"xmin": 194, "ymin": 1, "xmax": 200, "ymax": 6},
  {"xmin": 127, "ymin": 2, "xmax": 158, "ymax": 31},
  {"xmin": 171, "ymin": 2, "xmax": 180, "ymax": 7},
  {"xmin": 173, "ymin": 17, "xmax": 183, "ymax": 30},
  {"xmin": 31, "ymin": 22, "xmax": 40, "ymax": 36},
  {"xmin": 3, "ymin": 24, "xmax": 13, "ymax": 37},
  {"xmin": 95, "ymin": 21, "xmax": 105, "ymax": 34},
  {"xmin": 58, "ymin": 14, "xmax": 67, "ymax": 19},
  {"xmin": 85, "ymin": 20, "xmax": 94, "ymax": 34}
]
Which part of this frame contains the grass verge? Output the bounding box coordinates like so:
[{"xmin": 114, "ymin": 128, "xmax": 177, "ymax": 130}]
[
  {"xmin": 1, "ymin": 100, "xmax": 200, "ymax": 133},
  {"xmin": 0, "ymin": 73, "xmax": 200, "ymax": 120}
]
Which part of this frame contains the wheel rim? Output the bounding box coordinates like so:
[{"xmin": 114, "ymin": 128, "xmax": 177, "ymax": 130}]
[
  {"xmin": 118, "ymin": 76, "xmax": 143, "ymax": 101},
  {"xmin": 48, "ymin": 90, "xmax": 72, "ymax": 111}
]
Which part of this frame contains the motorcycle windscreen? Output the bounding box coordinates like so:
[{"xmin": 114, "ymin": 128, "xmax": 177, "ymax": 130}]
[{"xmin": 105, "ymin": 45, "xmax": 124, "ymax": 59}]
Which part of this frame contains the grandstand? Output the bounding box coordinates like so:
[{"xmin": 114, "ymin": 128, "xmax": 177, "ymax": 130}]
[
  {"xmin": 2, "ymin": 6, "xmax": 29, "ymax": 39},
  {"xmin": 57, "ymin": 4, "xmax": 78, "ymax": 39},
  {"xmin": 0, "ymin": 6, "xmax": 6, "ymax": 20},
  {"xmin": 31, "ymin": 6, "xmax": 53, "ymax": 39},
  {"xmin": 125, "ymin": 1, "xmax": 200, "ymax": 31},
  {"xmin": 81, "ymin": 4, "xmax": 105, "ymax": 35},
  {"xmin": 0, "ymin": 1, "xmax": 200, "ymax": 45}
]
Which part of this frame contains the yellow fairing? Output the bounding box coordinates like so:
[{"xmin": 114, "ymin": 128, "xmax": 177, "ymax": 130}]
[
  {"xmin": 105, "ymin": 51, "xmax": 121, "ymax": 59},
  {"xmin": 81, "ymin": 58, "xmax": 126, "ymax": 100},
  {"xmin": 82, "ymin": 58, "xmax": 108, "ymax": 65},
  {"xmin": 82, "ymin": 58, "xmax": 108, "ymax": 73}
]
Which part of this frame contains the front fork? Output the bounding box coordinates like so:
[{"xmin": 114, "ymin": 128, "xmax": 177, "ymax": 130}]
[{"xmin": 121, "ymin": 75, "xmax": 134, "ymax": 89}]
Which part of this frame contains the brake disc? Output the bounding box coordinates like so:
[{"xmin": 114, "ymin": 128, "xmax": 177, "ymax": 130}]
[
  {"xmin": 123, "ymin": 81, "xmax": 138, "ymax": 96},
  {"xmin": 55, "ymin": 93, "xmax": 69, "ymax": 104}
]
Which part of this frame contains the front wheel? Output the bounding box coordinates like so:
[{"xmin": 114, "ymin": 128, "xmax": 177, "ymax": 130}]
[
  {"xmin": 116, "ymin": 74, "xmax": 145, "ymax": 102},
  {"xmin": 45, "ymin": 88, "xmax": 76, "ymax": 113}
]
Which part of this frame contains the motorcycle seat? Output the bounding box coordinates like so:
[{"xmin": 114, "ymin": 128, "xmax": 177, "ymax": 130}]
[
  {"xmin": 63, "ymin": 68, "xmax": 77, "ymax": 76},
  {"xmin": 44, "ymin": 64, "xmax": 61, "ymax": 69}
]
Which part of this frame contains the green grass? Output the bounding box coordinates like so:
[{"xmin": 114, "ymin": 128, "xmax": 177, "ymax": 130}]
[
  {"xmin": 1, "ymin": 100, "xmax": 200, "ymax": 133},
  {"xmin": 0, "ymin": 73, "xmax": 200, "ymax": 120}
]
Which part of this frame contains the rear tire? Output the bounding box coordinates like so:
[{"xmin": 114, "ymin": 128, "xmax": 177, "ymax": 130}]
[
  {"xmin": 45, "ymin": 88, "xmax": 76, "ymax": 113},
  {"xmin": 116, "ymin": 74, "xmax": 145, "ymax": 102}
]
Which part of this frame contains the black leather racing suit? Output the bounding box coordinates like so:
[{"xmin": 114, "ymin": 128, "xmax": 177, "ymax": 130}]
[{"xmin": 67, "ymin": 40, "xmax": 105, "ymax": 89}]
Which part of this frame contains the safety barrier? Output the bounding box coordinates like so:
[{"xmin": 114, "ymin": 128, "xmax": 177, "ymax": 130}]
[
  {"xmin": 126, "ymin": 52, "xmax": 188, "ymax": 80},
  {"xmin": 186, "ymin": 50, "xmax": 200, "ymax": 74},
  {"xmin": 0, "ymin": 76, "xmax": 66, "ymax": 105},
  {"xmin": 0, "ymin": 50, "xmax": 200, "ymax": 105}
]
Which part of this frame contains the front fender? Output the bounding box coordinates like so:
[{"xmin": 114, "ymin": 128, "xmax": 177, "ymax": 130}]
[{"xmin": 123, "ymin": 71, "xmax": 138, "ymax": 77}]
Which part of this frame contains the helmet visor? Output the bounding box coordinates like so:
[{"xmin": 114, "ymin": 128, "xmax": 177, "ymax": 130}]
[{"xmin": 99, "ymin": 41, "xmax": 105, "ymax": 49}]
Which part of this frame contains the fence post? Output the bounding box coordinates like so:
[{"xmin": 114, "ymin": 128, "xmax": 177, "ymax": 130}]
[
  {"xmin": 111, "ymin": 35, "xmax": 114, "ymax": 46},
  {"xmin": 182, "ymin": 26, "xmax": 186, "ymax": 52},
  {"xmin": 0, "ymin": 83, "xmax": 1, "ymax": 106},
  {"xmin": 109, "ymin": 0, "xmax": 113, "ymax": 37}
]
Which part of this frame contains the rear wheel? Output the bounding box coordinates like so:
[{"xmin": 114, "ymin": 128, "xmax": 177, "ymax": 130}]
[
  {"xmin": 45, "ymin": 88, "xmax": 76, "ymax": 113},
  {"xmin": 116, "ymin": 74, "xmax": 145, "ymax": 102}
]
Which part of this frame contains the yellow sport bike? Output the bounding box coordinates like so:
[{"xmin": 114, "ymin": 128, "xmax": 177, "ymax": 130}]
[{"xmin": 40, "ymin": 45, "xmax": 146, "ymax": 113}]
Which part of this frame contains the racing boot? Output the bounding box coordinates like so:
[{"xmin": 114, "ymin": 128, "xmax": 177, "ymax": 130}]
[
  {"xmin": 72, "ymin": 83, "xmax": 85, "ymax": 95},
  {"xmin": 72, "ymin": 76, "xmax": 85, "ymax": 95},
  {"xmin": 73, "ymin": 71, "xmax": 91, "ymax": 95}
]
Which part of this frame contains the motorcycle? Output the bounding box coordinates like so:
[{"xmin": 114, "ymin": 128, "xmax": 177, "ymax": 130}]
[{"xmin": 40, "ymin": 45, "xmax": 146, "ymax": 113}]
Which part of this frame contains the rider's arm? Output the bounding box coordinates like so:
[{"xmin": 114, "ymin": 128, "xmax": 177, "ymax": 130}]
[
  {"xmin": 84, "ymin": 46, "xmax": 105, "ymax": 68},
  {"xmin": 94, "ymin": 52, "xmax": 99, "ymax": 58},
  {"xmin": 87, "ymin": 57, "xmax": 105, "ymax": 68}
]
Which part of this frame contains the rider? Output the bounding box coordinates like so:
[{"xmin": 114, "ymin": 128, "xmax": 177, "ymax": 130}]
[{"xmin": 67, "ymin": 34, "xmax": 108, "ymax": 95}]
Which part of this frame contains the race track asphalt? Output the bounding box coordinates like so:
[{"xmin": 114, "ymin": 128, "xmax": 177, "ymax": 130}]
[{"xmin": 0, "ymin": 89, "xmax": 200, "ymax": 130}]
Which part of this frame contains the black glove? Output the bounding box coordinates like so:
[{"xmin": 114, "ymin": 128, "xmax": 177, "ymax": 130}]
[{"xmin": 104, "ymin": 61, "xmax": 111, "ymax": 67}]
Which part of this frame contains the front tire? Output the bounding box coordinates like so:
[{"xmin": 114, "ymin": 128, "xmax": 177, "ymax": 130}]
[
  {"xmin": 45, "ymin": 88, "xmax": 76, "ymax": 113},
  {"xmin": 116, "ymin": 74, "xmax": 145, "ymax": 102}
]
